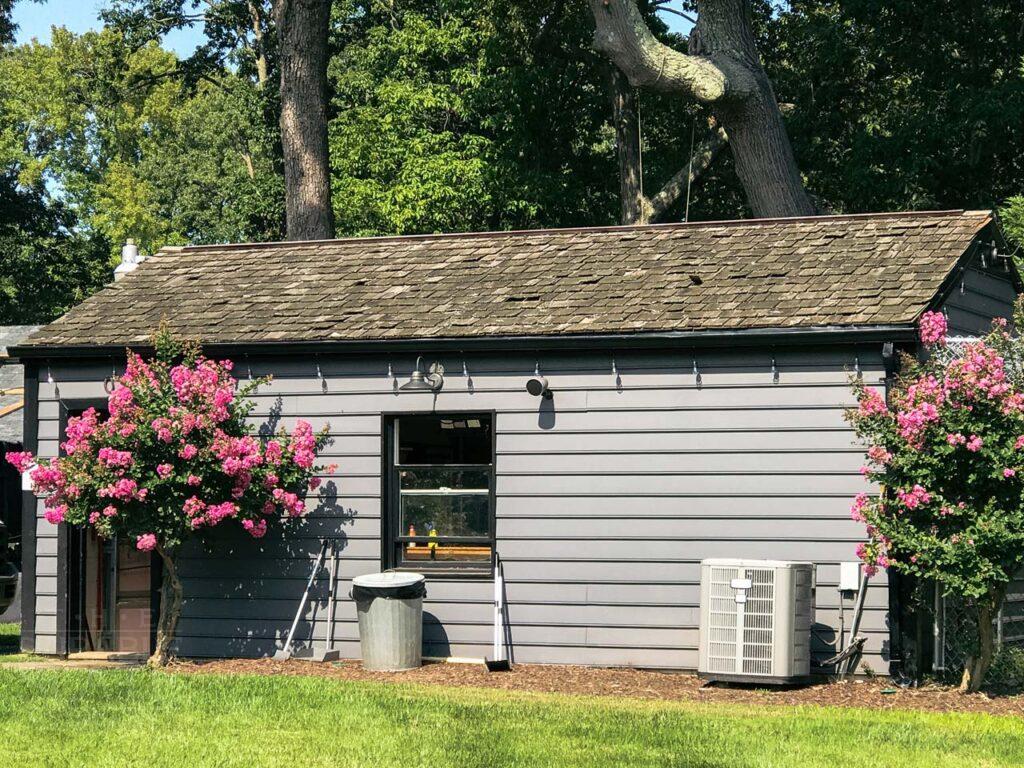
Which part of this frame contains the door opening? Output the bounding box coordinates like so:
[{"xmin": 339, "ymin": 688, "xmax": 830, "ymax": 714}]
[{"xmin": 68, "ymin": 528, "xmax": 156, "ymax": 654}]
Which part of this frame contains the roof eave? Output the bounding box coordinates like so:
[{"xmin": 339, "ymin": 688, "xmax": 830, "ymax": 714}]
[{"xmin": 9, "ymin": 323, "xmax": 919, "ymax": 360}]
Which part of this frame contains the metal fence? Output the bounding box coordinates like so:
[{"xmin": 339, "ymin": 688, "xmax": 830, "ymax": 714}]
[{"xmin": 934, "ymin": 589, "xmax": 1024, "ymax": 686}]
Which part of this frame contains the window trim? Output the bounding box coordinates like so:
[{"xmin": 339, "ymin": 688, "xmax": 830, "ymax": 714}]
[{"xmin": 382, "ymin": 411, "xmax": 496, "ymax": 576}]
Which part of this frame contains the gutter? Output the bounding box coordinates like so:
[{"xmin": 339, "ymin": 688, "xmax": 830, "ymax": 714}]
[{"xmin": 9, "ymin": 324, "xmax": 918, "ymax": 360}]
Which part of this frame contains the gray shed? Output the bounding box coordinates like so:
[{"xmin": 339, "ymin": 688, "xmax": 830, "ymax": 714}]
[{"xmin": 9, "ymin": 209, "xmax": 1020, "ymax": 673}]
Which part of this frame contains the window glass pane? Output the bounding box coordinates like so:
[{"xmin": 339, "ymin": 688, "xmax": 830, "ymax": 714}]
[
  {"xmin": 403, "ymin": 542, "xmax": 491, "ymax": 563},
  {"xmin": 397, "ymin": 414, "xmax": 491, "ymax": 465},
  {"xmin": 399, "ymin": 468, "xmax": 489, "ymax": 490},
  {"xmin": 400, "ymin": 494, "xmax": 489, "ymax": 537}
]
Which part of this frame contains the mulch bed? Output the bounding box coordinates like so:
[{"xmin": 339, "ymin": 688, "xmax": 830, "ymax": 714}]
[{"xmin": 169, "ymin": 657, "xmax": 1024, "ymax": 717}]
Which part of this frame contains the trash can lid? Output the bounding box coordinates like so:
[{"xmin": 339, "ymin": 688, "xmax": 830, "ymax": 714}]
[{"xmin": 353, "ymin": 572, "xmax": 425, "ymax": 590}]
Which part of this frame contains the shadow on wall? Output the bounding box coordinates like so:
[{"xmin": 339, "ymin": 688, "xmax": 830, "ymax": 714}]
[
  {"xmin": 422, "ymin": 612, "xmax": 451, "ymax": 659},
  {"xmin": 172, "ymin": 454, "xmax": 360, "ymax": 658},
  {"xmin": 257, "ymin": 397, "xmax": 284, "ymax": 439},
  {"xmin": 538, "ymin": 393, "xmax": 556, "ymax": 430}
]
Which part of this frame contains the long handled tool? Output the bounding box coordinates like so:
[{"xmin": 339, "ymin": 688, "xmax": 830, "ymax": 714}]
[
  {"xmin": 273, "ymin": 538, "xmax": 340, "ymax": 661},
  {"xmin": 485, "ymin": 553, "xmax": 511, "ymax": 672},
  {"xmin": 309, "ymin": 540, "xmax": 341, "ymax": 662}
]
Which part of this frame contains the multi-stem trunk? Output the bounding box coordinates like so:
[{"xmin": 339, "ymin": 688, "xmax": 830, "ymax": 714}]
[
  {"xmin": 960, "ymin": 593, "xmax": 1001, "ymax": 693},
  {"xmin": 149, "ymin": 545, "xmax": 183, "ymax": 668}
]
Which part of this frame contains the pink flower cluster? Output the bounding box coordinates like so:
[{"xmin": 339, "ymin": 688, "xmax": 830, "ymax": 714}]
[
  {"xmin": 5, "ymin": 451, "xmax": 34, "ymax": 473},
  {"xmin": 857, "ymin": 388, "xmax": 888, "ymax": 417},
  {"xmin": 63, "ymin": 408, "xmax": 99, "ymax": 455},
  {"xmin": 170, "ymin": 358, "xmax": 235, "ymax": 423},
  {"xmin": 288, "ymin": 421, "xmax": 316, "ymax": 469},
  {"xmin": 919, "ymin": 311, "xmax": 947, "ymax": 346},
  {"xmin": 896, "ymin": 484, "xmax": 931, "ymax": 510},
  {"xmin": 894, "ymin": 375, "xmax": 945, "ymax": 446},
  {"xmin": 99, "ymin": 478, "xmax": 147, "ymax": 502},
  {"xmin": 272, "ymin": 487, "xmax": 305, "ymax": 516},
  {"xmin": 866, "ymin": 445, "xmax": 892, "ymax": 465},
  {"xmin": 850, "ymin": 492, "xmax": 870, "ymax": 523},
  {"xmin": 945, "ymin": 342, "xmax": 1011, "ymax": 404},
  {"xmin": 136, "ymin": 533, "xmax": 157, "ymax": 552},
  {"xmin": 242, "ymin": 518, "xmax": 268, "ymax": 538},
  {"xmin": 98, "ymin": 447, "xmax": 133, "ymax": 469},
  {"xmin": 182, "ymin": 495, "xmax": 241, "ymax": 530},
  {"xmin": 855, "ymin": 541, "xmax": 890, "ymax": 577}
]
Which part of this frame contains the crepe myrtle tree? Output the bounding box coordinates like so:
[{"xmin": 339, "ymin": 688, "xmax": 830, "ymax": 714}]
[
  {"xmin": 7, "ymin": 328, "xmax": 330, "ymax": 666},
  {"xmin": 847, "ymin": 302, "xmax": 1024, "ymax": 691}
]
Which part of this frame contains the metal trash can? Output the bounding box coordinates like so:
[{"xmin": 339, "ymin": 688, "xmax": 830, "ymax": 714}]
[{"xmin": 351, "ymin": 572, "xmax": 426, "ymax": 671}]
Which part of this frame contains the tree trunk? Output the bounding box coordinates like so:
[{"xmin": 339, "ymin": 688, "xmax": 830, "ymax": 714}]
[
  {"xmin": 589, "ymin": 0, "xmax": 815, "ymax": 219},
  {"xmin": 273, "ymin": 0, "xmax": 335, "ymax": 241},
  {"xmin": 611, "ymin": 69, "xmax": 644, "ymax": 225},
  {"xmin": 960, "ymin": 595, "xmax": 1000, "ymax": 693},
  {"xmin": 716, "ymin": 75, "xmax": 810, "ymax": 218},
  {"xmin": 148, "ymin": 545, "xmax": 183, "ymax": 668}
]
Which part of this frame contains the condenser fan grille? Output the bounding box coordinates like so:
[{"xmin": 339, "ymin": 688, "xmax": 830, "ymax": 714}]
[
  {"xmin": 742, "ymin": 568, "xmax": 775, "ymax": 675},
  {"xmin": 705, "ymin": 565, "xmax": 776, "ymax": 676}
]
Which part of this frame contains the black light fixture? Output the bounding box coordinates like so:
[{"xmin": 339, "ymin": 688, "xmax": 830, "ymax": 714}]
[{"xmin": 400, "ymin": 356, "xmax": 444, "ymax": 392}]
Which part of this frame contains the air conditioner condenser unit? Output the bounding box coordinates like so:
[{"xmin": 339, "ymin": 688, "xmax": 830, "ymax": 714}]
[{"xmin": 698, "ymin": 558, "xmax": 815, "ymax": 684}]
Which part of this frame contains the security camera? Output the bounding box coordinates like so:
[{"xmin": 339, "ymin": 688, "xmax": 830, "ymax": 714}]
[{"xmin": 526, "ymin": 376, "xmax": 551, "ymax": 399}]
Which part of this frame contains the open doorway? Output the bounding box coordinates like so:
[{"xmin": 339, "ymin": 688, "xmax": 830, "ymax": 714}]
[
  {"xmin": 60, "ymin": 401, "xmax": 159, "ymax": 656},
  {"xmin": 67, "ymin": 529, "xmax": 157, "ymax": 654}
]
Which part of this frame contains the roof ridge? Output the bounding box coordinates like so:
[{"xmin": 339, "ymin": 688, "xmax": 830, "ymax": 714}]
[{"xmin": 176, "ymin": 209, "xmax": 987, "ymax": 253}]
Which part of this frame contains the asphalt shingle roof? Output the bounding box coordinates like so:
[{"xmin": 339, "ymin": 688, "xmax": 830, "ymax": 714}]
[{"xmin": 21, "ymin": 210, "xmax": 993, "ymax": 349}]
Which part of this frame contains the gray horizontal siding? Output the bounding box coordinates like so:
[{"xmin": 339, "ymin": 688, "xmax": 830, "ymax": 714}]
[
  {"xmin": 31, "ymin": 346, "xmax": 890, "ymax": 672},
  {"xmin": 940, "ymin": 263, "xmax": 1017, "ymax": 336}
]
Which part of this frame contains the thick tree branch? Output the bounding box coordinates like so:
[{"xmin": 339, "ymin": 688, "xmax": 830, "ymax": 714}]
[
  {"xmin": 593, "ymin": 0, "xmax": 814, "ymax": 218},
  {"xmin": 589, "ymin": 0, "xmax": 734, "ymax": 101},
  {"xmin": 647, "ymin": 120, "xmax": 728, "ymax": 221}
]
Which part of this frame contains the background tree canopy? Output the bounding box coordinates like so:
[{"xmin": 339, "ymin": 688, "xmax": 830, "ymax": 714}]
[{"xmin": 1, "ymin": 0, "xmax": 1023, "ymax": 323}]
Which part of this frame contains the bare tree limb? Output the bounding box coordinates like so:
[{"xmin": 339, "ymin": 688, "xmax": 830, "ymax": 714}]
[
  {"xmin": 646, "ymin": 120, "xmax": 728, "ymax": 222},
  {"xmin": 656, "ymin": 6, "xmax": 698, "ymax": 25}
]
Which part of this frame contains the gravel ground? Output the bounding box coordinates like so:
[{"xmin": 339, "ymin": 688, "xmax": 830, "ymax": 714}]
[{"xmin": 169, "ymin": 657, "xmax": 1024, "ymax": 717}]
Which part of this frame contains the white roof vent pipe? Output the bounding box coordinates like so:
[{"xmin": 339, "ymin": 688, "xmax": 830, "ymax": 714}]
[{"xmin": 114, "ymin": 239, "xmax": 144, "ymax": 281}]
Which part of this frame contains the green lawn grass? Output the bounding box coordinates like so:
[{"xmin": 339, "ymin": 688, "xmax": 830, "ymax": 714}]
[{"xmin": 0, "ymin": 667, "xmax": 1021, "ymax": 768}]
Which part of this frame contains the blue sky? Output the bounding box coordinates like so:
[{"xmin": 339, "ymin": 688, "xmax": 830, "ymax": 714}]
[
  {"xmin": 12, "ymin": 0, "xmax": 206, "ymax": 56},
  {"xmin": 12, "ymin": 0, "xmax": 691, "ymax": 56}
]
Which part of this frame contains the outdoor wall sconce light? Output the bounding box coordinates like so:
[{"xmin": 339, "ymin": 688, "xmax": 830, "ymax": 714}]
[
  {"xmin": 526, "ymin": 375, "xmax": 551, "ymax": 399},
  {"xmin": 400, "ymin": 357, "xmax": 445, "ymax": 392},
  {"xmin": 527, "ymin": 362, "xmax": 552, "ymax": 399}
]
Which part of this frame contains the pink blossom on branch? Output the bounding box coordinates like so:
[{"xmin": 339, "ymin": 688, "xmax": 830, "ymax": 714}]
[
  {"xmin": 918, "ymin": 310, "xmax": 947, "ymax": 346},
  {"xmin": 4, "ymin": 451, "xmax": 34, "ymax": 473}
]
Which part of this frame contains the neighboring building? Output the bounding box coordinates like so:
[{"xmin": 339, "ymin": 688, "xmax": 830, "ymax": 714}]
[
  {"xmin": 9, "ymin": 210, "xmax": 1020, "ymax": 674},
  {"xmin": 0, "ymin": 326, "xmax": 40, "ymax": 620}
]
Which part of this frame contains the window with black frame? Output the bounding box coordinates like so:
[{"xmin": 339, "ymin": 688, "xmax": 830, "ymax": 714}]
[{"xmin": 386, "ymin": 414, "xmax": 493, "ymax": 571}]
